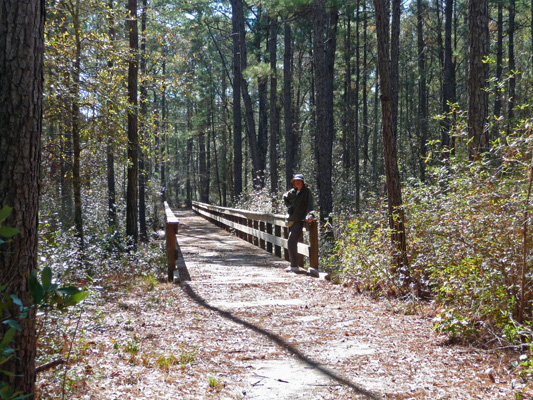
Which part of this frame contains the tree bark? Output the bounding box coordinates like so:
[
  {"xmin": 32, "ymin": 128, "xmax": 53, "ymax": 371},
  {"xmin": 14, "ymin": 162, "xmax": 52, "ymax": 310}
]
[
  {"xmin": 139, "ymin": 0, "xmax": 147, "ymax": 241},
  {"xmin": 107, "ymin": 0, "xmax": 117, "ymax": 230},
  {"xmin": 284, "ymin": 22, "xmax": 294, "ymax": 189},
  {"xmin": 231, "ymin": 0, "xmax": 243, "ymax": 198},
  {"xmin": 441, "ymin": 0, "xmax": 455, "ymax": 159},
  {"xmin": 199, "ymin": 130, "xmax": 208, "ymax": 202},
  {"xmin": 354, "ymin": 1, "xmax": 360, "ymax": 212},
  {"xmin": 467, "ymin": 0, "xmax": 489, "ymax": 160},
  {"xmin": 373, "ymin": 0, "xmax": 408, "ymax": 273},
  {"xmin": 391, "ymin": 0, "xmax": 401, "ymax": 138},
  {"xmin": 417, "ymin": 0, "xmax": 428, "ymax": 182},
  {"xmin": 126, "ymin": 0, "xmax": 139, "ymax": 246},
  {"xmin": 362, "ymin": 1, "xmax": 370, "ymax": 178},
  {"xmin": 161, "ymin": 58, "xmax": 168, "ymax": 202},
  {"xmin": 313, "ymin": 0, "xmax": 338, "ymax": 223},
  {"xmin": 491, "ymin": 2, "xmax": 503, "ymax": 143},
  {"xmin": 68, "ymin": 1, "xmax": 84, "ymax": 248},
  {"xmin": 0, "ymin": 0, "xmax": 44, "ymax": 394},
  {"xmin": 269, "ymin": 16, "xmax": 279, "ymax": 195},
  {"xmin": 508, "ymin": 0, "xmax": 516, "ymax": 124}
]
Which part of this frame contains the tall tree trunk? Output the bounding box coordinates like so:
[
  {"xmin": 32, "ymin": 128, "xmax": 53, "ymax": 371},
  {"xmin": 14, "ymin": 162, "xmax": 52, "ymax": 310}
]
[
  {"xmin": 508, "ymin": 0, "xmax": 516, "ymax": 124},
  {"xmin": 372, "ymin": 77, "xmax": 379, "ymax": 193},
  {"xmin": 284, "ymin": 22, "xmax": 294, "ymax": 189},
  {"xmin": 161, "ymin": 58, "xmax": 167, "ymax": 202},
  {"xmin": 313, "ymin": 0, "xmax": 338, "ymax": 223},
  {"xmin": 417, "ymin": 0, "xmax": 428, "ymax": 182},
  {"xmin": 467, "ymin": 0, "xmax": 489, "ymax": 160},
  {"xmin": 374, "ymin": 0, "xmax": 408, "ymax": 274},
  {"xmin": 354, "ymin": 0, "xmax": 360, "ymax": 212},
  {"xmin": 491, "ymin": 2, "xmax": 503, "ymax": 142},
  {"xmin": 70, "ymin": 1, "xmax": 84, "ymax": 248},
  {"xmin": 56, "ymin": 7, "xmax": 74, "ymax": 229},
  {"xmin": 391, "ymin": 0, "xmax": 401, "ymax": 138},
  {"xmin": 126, "ymin": 0, "xmax": 139, "ymax": 246},
  {"xmin": 0, "ymin": 0, "xmax": 44, "ymax": 394},
  {"xmin": 232, "ymin": 0, "xmax": 262, "ymax": 188},
  {"xmin": 362, "ymin": 1, "xmax": 370, "ymax": 178},
  {"xmin": 231, "ymin": 0, "xmax": 243, "ymax": 198},
  {"xmin": 199, "ymin": 130, "xmax": 208, "ymax": 202},
  {"xmin": 221, "ymin": 72, "xmax": 229, "ymax": 207},
  {"xmin": 186, "ymin": 137, "xmax": 193, "ymax": 206},
  {"xmin": 257, "ymin": 73, "xmax": 268, "ymax": 188},
  {"xmin": 106, "ymin": 0, "xmax": 117, "ymax": 230},
  {"xmin": 441, "ymin": 0, "xmax": 455, "ymax": 159},
  {"xmin": 342, "ymin": 12, "xmax": 352, "ymax": 171},
  {"xmin": 210, "ymin": 88, "xmax": 222, "ymax": 205},
  {"xmin": 256, "ymin": 11, "xmax": 268, "ymax": 189},
  {"xmin": 269, "ymin": 16, "xmax": 279, "ymax": 195},
  {"xmin": 60, "ymin": 125, "xmax": 74, "ymax": 228},
  {"xmin": 139, "ymin": 0, "xmax": 147, "ymax": 241}
]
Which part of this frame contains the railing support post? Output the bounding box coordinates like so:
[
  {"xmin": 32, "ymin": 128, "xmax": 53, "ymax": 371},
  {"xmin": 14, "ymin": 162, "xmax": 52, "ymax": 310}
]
[
  {"xmin": 308, "ymin": 221, "xmax": 319, "ymax": 270},
  {"xmin": 164, "ymin": 202, "xmax": 180, "ymax": 282},
  {"xmin": 166, "ymin": 222, "xmax": 178, "ymax": 281}
]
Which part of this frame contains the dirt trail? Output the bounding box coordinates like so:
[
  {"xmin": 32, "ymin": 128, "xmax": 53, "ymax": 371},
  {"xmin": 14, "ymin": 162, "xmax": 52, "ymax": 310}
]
[
  {"xmin": 45, "ymin": 208, "xmax": 526, "ymax": 399},
  {"xmin": 171, "ymin": 208, "xmax": 518, "ymax": 399}
]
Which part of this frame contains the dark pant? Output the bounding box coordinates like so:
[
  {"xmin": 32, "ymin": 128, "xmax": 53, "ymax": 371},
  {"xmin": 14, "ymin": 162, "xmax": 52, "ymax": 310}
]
[{"xmin": 288, "ymin": 221, "xmax": 304, "ymax": 268}]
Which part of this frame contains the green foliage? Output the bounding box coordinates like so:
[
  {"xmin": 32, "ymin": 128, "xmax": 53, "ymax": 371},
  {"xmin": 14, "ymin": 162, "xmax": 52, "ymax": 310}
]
[
  {"xmin": 331, "ymin": 116, "xmax": 533, "ymax": 347},
  {"xmin": 324, "ymin": 210, "xmax": 396, "ymax": 292},
  {"xmin": 0, "ymin": 205, "xmax": 89, "ymax": 398},
  {"xmin": 208, "ymin": 376, "xmax": 223, "ymax": 388}
]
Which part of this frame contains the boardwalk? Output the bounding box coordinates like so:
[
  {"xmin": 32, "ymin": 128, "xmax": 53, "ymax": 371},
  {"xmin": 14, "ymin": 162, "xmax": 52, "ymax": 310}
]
[{"xmin": 170, "ymin": 208, "xmax": 514, "ymax": 400}]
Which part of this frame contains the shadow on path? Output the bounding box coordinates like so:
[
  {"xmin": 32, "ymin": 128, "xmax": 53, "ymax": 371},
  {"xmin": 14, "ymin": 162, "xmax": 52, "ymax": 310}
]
[{"xmin": 179, "ymin": 281, "xmax": 386, "ymax": 400}]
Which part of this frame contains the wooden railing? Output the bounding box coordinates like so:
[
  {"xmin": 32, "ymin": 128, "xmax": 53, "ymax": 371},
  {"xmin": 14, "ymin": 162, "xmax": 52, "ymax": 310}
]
[
  {"xmin": 192, "ymin": 201, "xmax": 319, "ymax": 271},
  {"xmin": 163, "ymin": 201, "xmax": 179, "ymax": 282}
]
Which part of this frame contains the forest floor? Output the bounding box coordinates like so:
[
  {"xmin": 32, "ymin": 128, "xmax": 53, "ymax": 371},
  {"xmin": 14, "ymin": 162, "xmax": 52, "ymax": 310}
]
[{"xmin": 37, "ymin": 208, "xmax": 533, "ymax": 399}]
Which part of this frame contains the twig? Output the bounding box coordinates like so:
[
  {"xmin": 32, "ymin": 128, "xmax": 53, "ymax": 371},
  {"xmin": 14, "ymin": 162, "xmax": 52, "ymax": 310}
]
[
  {"xmin": 36, "ymin": 358, "xmax": 66, "ymax": 374},
  {"xmin": 61, "ymin": 307, "xmax": 84, "ymax": 400}
]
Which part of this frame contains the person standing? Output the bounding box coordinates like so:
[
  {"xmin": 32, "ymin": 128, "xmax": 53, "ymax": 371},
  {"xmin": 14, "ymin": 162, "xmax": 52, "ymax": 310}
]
[{"xmin": 283, "ymin": 174, "xmax": 315, "ymax": 273}]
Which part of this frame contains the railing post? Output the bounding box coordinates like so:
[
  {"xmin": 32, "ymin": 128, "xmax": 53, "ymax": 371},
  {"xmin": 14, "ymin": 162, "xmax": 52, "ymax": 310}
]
[
  {"xmin": 275, "ymin": 224, "xmax": 282, "ymax": 258},
  {"xmin": 166, "ymin": 222, "xmax": 178, "ymax": 281},
  {"xmin": 308, "ymin": 220, "xmax": 319, "ymax": 270},
  {"xmin": 260, "ymin": 221, "xmax": 266, "ymax": 250},
  {"xmin": 266, "ymin": 222, "xmax": 273, "ymax": 253},
  {"xmin": 164, "ymin": 201, "xmax": 179, "ymax": 282},
  {"xmin": 283, "ymin": 225, "xmax": 289, "ymax": 261}
]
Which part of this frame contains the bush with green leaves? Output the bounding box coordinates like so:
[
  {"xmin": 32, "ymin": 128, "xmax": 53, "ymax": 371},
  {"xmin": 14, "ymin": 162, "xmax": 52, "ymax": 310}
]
[{"xmin": 331, "ymin": 119, "xmax": 533, "ymax": 345}]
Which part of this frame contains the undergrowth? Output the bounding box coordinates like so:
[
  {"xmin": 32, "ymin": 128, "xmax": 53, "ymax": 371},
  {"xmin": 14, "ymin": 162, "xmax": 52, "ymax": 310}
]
[{"xmin": 327, "ymin": 122, "xmax": 533, "ymax": 351}]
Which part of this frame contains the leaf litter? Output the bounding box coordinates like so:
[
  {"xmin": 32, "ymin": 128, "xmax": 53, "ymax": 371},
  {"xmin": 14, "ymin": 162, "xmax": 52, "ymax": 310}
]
[{"xmin": 37, "ymin": 209, "xmax": 532, "ymax": 399}]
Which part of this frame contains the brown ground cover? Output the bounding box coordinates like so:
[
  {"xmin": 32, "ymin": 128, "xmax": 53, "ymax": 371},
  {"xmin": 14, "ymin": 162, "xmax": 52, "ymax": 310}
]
[{"xmin": 37, "ymin": 209, "xmax": 532, "ymax": 399}]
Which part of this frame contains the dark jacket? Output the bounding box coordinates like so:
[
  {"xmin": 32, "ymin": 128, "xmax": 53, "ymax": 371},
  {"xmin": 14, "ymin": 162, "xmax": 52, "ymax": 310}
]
[{"xmin": 283, "ymin": 185, "xmax": 314, "ymax": 222}]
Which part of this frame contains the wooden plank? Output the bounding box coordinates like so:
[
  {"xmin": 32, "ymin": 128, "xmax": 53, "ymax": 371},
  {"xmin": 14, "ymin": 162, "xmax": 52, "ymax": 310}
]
[
  {"xmin": 192, "ymin": 201, "xmax": 287, "ymax": 226},
  {"xmin": 194, "ymin": 206, "xmax": 311, "ymax": 256}
]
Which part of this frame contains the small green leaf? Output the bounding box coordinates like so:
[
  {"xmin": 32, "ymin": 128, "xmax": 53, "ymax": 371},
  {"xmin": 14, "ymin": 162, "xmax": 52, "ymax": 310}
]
[
  {"xmin": 0, "ymin": 226, "xmax": 19, "ymax": 238},
  {"xmin": 0, "ymin": 328, "xmax": 16, "ymax": 349},
  {"xmin": 2, "ymin": 320, "xmax": 21, "ymax": 332},
  {"xmin": 28, "ymin": 275, "xmax": 44, "ymax": 305},
  {"xmin": 11, "ymin": 393, "xmax": 33, "ymax": 400},
  {"xmin": 0, "ymin": 206, "xmax": 12, "ymax": 224},
  {"xmin": 70, "ymin": 290, "xmax": 89, "ymax": 304},
  {"xmin": 9, "ymin": 295, "xmax": 23, "ymax": 308},
  {"xmin": 0, "ymin": 368, "xmax": 16, "ymax": 377},
  {"xmin": 57, "ymin": 286, "xmax": 80, "ymax": 296},
  {"xmin": 41, "ymin": 267, "xmax": 52, "ymax": 292}
]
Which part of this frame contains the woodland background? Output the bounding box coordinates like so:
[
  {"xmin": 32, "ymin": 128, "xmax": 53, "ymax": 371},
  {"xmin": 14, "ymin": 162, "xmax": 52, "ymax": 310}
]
[{"xmin": 2, "ymin": 0, "xmax": 533, "ymax": 397}]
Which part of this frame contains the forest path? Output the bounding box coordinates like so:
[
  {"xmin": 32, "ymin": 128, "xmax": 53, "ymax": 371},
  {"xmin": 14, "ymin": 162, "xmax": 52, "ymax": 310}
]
[{"xmin": 171, "ymin": 207, "xmax": 515, "ymax": 400}]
